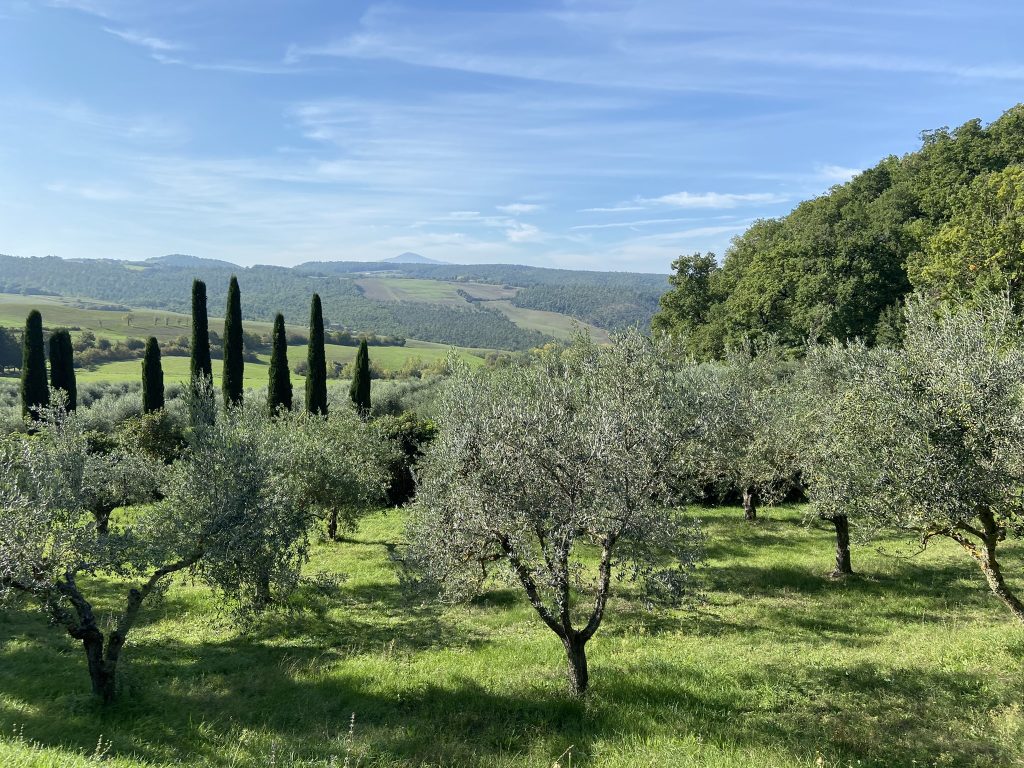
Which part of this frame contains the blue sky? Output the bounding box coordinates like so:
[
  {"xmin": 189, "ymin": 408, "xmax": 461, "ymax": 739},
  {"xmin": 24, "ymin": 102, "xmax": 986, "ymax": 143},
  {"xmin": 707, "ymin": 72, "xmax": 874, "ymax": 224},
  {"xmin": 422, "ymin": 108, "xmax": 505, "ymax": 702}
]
[{"xmin": 1, "ymin": 1, "xmax": 1022, "ymax": 273}]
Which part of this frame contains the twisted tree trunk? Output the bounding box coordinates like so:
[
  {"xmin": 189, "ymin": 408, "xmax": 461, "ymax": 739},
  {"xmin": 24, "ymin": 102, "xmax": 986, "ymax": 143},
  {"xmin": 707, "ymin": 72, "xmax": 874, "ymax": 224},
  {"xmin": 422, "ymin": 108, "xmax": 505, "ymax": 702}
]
[
  {"xmin": 980, "ymin": 538, "xmax": 1024, "ymax": 622},
  {"xmin": 742, "ymin": 486, "xmax": 757, "ymax": 521},
  {"xmin": 832, "ymin": 514, "xmax": 853, "ymax": 577},
  {"xmin": 949, "ymin": 512, "xmax": 1024, "ymax": 623}
]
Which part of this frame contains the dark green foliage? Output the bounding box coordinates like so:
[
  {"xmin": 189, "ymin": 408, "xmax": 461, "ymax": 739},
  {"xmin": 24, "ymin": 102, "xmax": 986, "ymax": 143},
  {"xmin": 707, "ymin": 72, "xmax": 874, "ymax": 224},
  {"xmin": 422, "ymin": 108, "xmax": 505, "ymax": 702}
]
[
  {"xmin": 652, "ymin": 103, "xmax": 1024, "ymax": 358},
  {"xmin": 142, "ymin": 337, "xmax": 164, "ymax": 413},
  {"xmin": 350, "ymin": 339, "xmax": 371, "ymax": 413},
  {"xmin": 511, "ymin": 282, "xmax": 665, "ymax": 331},
  {"xmin": 20, "ymin": 310, "xmax": 48, "ymax": 418},
  {"xmin": 47, "ymin": 328, "xmax": 76, "ymax": 411},
  {"xmin": 267, "ymin": 313, "xmax": 292, "ymax": 413},
  {"xmin": 305, "ymin": 293, "xmax": 328, "ymax": 415},
  {"xmin": 651, "ymin": 252, "xmax": 727, "ymax": 359},
  {"xmin": 222, "ymin": 276, "xmax": 244, "ymax": 407},
  {"xmin": 0, "ymin": 327, "xmax": 20, "ymax": 372},
  {"xmin": 190, "ymin": 279, "xmax": 212, "ymax": 384},
  {"xmin": 372, "ymin": 412, "xmax": 437, "ymax": 505}
]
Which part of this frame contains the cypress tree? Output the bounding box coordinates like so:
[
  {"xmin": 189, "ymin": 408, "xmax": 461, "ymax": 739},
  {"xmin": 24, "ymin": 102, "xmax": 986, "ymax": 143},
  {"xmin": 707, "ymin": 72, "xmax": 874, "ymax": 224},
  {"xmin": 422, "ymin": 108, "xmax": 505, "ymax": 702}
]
[
  {"xmin": 142, "ymin": 337, "xmax": 164, "ymax": 413},
  {"xmin": 222, "ymin": 275, "xmax": 244, "ymax": 407},
  {"xmin": 20, "ymin": 310, "xmax": 48, "ymax": 419},
  {"xmin": 305, "ymin": 293, "xmax": 328, "ymax": 415},
  {"xmin": 268, "ymin": 313, "xmax": 292, "ymax": 413},
  {"xmin": 190, "ymin": 279, "xmax": 212, "ymax": 385},
  {"xmin": 349, "ymin": 339, "xmax": 371, "ymax": 414},
  {"xmin": 48, "ymin": 328, "xmax": 76, "ymax": 411}
]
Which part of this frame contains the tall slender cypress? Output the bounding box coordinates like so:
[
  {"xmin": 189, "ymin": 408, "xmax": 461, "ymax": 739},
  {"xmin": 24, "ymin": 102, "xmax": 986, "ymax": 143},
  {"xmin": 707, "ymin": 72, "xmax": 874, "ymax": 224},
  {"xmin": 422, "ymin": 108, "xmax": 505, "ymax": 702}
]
[
  {"xmin": 190, "ymin": 279, "xmax": 212, "ymax": 385},
  {"xmin": 268, "ymin": 313, "xmax": 292, "ymax": 413},
  {"xmin": 305, "ymin": 293, "xmax": 328, "ymax": 415},
  {"xmin": 222, "ymin": 275, "xmax": 244, "ymax": 407},
  {"xmin": 20, "ymin": 310, "xmax": 48, "ymax": 419},
  {"xmin": 349, "ymin": 339, "xmax": 371, "ymax": 414},
  {"xmin": 142, "ymin": 337, "xmax": 164, "ymax": 413},
  {"xmin": 48, "ymin": 328, "xmax": 76, "ymax": 411}
]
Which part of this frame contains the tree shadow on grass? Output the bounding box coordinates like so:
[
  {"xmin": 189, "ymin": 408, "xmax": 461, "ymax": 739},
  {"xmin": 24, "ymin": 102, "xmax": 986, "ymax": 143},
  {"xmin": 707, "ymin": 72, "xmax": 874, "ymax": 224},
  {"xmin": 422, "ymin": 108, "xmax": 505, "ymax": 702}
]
[{"xmin": 2, "ymin": 607, "xmax": 1022, "ymax": 767}]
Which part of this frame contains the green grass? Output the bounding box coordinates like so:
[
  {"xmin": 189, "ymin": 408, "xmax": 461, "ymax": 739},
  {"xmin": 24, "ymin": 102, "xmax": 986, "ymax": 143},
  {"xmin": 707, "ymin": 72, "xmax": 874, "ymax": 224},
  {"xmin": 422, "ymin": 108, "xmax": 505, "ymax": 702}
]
[
  {"xmin": 355, "ymin": 278, "xmax": 468, "ymax": 306},
  {"xmin": 2, "ymin": 506, "xmax": 1022, "ymax": 767},
  {"xmin": 0, "ymin": 294, "xmax": 219, "ymax": 343},
  {"xmin": 486, "ymin": 301, "xmax": 611, "ymax": 343},
  {"xmin": 76, "ymin": 342, "xmax": 488, "ymax": 387}
]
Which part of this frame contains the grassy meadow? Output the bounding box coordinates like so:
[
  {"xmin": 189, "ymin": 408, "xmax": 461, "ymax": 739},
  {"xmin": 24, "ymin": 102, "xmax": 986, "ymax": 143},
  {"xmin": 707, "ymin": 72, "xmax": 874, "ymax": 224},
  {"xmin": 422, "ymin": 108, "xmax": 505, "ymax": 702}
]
[
  {"xmin": 75, "ymin": 340, "xmax": 488, "ymax": 387},
  {"xmin": 1, "ymin": 505, "xmax": 1021, "ymax": 768},
  {"xmin": 0, "ymin": 293, "xmax": 492, "ymax": 385}
]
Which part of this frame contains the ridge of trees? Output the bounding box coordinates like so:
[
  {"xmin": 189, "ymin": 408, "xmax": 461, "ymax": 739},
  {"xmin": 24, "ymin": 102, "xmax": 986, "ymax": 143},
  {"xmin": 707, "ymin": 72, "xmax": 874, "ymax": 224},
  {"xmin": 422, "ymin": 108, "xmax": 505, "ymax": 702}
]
[
  {"xmin": 0, "ymin": 257, "xmax": 634, "ymax": 350},
  {"xmin": 653, "ymin": 103, "xmax": 1024, "ymax": 358}
]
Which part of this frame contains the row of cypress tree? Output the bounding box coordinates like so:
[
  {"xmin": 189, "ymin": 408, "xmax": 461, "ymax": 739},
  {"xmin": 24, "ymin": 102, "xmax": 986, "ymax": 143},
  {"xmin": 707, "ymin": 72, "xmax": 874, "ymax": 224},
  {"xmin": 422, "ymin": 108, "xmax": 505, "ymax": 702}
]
[
  {"xmin": 190, "ymin": 277, "xmax": 372, "ymax": 415},
  {"xmin": 20, "ymin": 307, "xmax": 165, "ymax": 418},
  {"xmin": 18, "ymin": 276, "xmax": 373, "ymax": 420}
]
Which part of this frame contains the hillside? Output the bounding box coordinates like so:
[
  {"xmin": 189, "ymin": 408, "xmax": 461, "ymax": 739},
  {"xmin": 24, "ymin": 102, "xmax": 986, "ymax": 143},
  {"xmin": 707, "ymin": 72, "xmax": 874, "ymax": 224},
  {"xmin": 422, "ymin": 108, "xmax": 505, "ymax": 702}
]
[
  {"xmin": 653, "ymin": 103, "xmax": 1024, "ymax": 358},
  {"xmin": 0, "ymin": 255, "xmax": 663, "ymax": 351},
  {"xmin": 381, "ymin": 252, "xmax": 447, "ymax": 264}
]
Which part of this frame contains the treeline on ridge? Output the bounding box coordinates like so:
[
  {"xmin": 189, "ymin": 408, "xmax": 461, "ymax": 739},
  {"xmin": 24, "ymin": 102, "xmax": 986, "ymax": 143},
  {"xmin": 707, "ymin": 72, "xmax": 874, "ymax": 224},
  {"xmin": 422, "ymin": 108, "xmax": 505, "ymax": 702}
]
[{"xmin": 654, "ymin": 103, "xmax": 1024, "ymax": 358}]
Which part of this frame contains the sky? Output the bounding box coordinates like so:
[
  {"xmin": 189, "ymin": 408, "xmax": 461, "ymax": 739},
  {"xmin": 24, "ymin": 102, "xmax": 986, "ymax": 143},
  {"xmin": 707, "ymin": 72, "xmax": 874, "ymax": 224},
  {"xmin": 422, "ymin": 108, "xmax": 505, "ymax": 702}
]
[{"xmin": 0, "ymin": 1, "xmax": 1022, "ymax": 273}]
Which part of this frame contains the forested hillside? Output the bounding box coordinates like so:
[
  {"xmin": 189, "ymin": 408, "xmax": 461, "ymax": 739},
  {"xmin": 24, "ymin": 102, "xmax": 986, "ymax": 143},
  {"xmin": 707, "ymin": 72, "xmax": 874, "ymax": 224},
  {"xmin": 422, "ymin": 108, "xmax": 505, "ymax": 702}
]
[
  {"xmin": 654, "ymin": 103, "xmax": 1024, "ymax": 358},
  {"xmin": 299, "ymin": 261, "xmax": 667, "ymax": 331},
  {"xmin": 0, "ymin": 256, "xmax": 665, "ymax": 350}
]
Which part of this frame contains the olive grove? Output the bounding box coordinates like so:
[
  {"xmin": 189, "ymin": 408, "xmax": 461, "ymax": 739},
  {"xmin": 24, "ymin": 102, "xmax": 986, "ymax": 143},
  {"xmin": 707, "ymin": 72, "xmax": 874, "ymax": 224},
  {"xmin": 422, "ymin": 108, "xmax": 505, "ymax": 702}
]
[
  {"xmin": 0, "ymin": 385, "xmax": 395, "ymax": 702},
  {"xmin": 802, "ymin": 296, "xmax": 1024, "ymax": 617}
]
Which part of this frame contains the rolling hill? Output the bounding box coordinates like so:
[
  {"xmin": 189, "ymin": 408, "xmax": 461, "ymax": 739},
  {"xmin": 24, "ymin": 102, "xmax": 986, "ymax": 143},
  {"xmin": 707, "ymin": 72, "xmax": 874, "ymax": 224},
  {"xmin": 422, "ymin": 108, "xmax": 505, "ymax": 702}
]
[{"xmin": 0, "ymin": 254, "xmax": 666, "ymax": 350}]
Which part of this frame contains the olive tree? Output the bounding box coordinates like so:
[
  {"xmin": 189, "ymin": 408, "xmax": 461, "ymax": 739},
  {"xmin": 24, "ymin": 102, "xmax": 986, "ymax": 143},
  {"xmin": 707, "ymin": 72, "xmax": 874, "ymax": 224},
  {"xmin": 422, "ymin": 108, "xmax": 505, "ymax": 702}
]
[
  {"xmin": 813, "ymin": 296, "xmax": 1024, "ymax": 617},
  {"xmin": 405, "ymin": 330, "xmax": 707, "ymax": 696},
  {"xmin": 792, "ymin": 343, "xmax": 872, "ymax": 576},
  {"xmin": 82, "ymin": 447, "xmax": 165, "ymax": 535},
  {"xmin": 702, "ymin": 340, "xmax": 800, "ymax": 521},
  {"xmin": 0, "ymin": 397, "xmax": 313, "ymax": 702},
  {"xmin": 271, "ymin": 407, "xmax": 396, "ymax": 541}
]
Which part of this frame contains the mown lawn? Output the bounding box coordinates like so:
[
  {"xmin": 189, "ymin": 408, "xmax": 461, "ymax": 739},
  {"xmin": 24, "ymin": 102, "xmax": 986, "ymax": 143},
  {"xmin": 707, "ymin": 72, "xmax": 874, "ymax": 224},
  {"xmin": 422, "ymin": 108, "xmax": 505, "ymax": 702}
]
[{"xmin": 1, "ymin": 506, "xmax": 1022, "ymax": 767}]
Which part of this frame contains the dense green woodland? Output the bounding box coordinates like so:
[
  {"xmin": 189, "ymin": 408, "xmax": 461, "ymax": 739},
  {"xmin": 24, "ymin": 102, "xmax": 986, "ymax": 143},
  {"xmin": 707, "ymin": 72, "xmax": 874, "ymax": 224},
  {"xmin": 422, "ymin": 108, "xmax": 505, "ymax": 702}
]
[
  {"xmin": 654, "ymin": 103, "xmax": 1024, "ymax": 358},
  {"xmin": 0, "ymin": 256, "xmax": 665, "ymax": 350}
]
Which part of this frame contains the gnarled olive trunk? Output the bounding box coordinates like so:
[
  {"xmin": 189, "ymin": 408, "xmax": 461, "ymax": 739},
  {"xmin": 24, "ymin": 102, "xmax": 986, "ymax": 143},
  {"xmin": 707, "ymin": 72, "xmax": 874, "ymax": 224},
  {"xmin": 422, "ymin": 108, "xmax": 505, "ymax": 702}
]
[
  {"xmin": 949, "ymin": 511, "xmax": 1024, "ymax": 623},
  {"xmin": 562, "ymin": 634, "xmax": 589, "ymax": 696},
  {"xmin": 832, "ymin": 514, "xmax": 853, "ymax": 576},
  {"xmin": 980, "ymin": 538, "xmax": 1024, "ymax": 622},
  {"xmin": 327, "ymin": 509, "xmax": 339, "ymax": 541},
  {"xmin": 742, "ymin": 486, "xmax": 757, "ymax": 521},
  {"xmin": 82, "ymin": 630, "xmax": 120, "ymax": 703}
]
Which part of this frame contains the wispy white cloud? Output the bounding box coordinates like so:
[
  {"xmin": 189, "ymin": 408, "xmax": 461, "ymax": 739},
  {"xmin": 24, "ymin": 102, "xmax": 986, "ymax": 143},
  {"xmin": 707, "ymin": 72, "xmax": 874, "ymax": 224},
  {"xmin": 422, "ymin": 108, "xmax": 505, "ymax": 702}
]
[
  {"xmin": 505, "ymin": 222, "xmax": 542, "ymax": 243},
  {"xmin": 496, "ymin": 203, "xmax": 542, "ymax": 214},
  {"xmin": 579, "ymin": 205, "xmax": 647, "ymax": 213},
  {"xmin": 643, "ymin": 191, "xmax": 788, "ymax": 209},
  {"xmin": 45, "ymin": 180, "xmax": 129, "ymax": 201},
  {"xmin": 103, "ymin": 26, "xmax": 182, "ymax": 52},
  {"xmin": 571, "ymin": 217, "xmax": 699, "ymax": 231},
  {"xmin": 817, "ymin": 164, "xmax": 861, "ymax": 183}
]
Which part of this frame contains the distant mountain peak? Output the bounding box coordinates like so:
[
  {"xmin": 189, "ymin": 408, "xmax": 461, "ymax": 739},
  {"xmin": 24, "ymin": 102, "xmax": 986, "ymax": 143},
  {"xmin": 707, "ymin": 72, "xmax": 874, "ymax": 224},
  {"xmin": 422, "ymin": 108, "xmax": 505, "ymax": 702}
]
[
  {"xmin": 381, "ymin": 252, "xmax": 447, "ymax": 265},
  {"xmin": 143, "ymin": 253, "xmax": 239, "ymax": 268}
]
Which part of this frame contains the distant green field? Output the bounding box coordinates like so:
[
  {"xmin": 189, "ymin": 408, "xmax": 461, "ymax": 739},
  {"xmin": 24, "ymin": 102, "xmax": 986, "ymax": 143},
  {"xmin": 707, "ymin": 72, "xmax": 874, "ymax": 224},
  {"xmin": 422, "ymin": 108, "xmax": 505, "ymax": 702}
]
[
  {"xmin": 356, "ymin": 278, "xmax": 466, "ymax": 305},
  {"xmin": 355, "ymin": 277, "xmax": 518, "ymax": 306},
  {"xmin": 0, "ymin": 293, "xmax": 274, "ymax": 342},
  {"xmin": 488, "ymin": 300, "xmax": 611, "ymax": 343},
  {"xmin": 1, "ymin": 293, "xmax": 491, "ymax": 385},
  {"xmin": 75, "ymin": 342, "xmax": 488, "ymax": 387}
]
